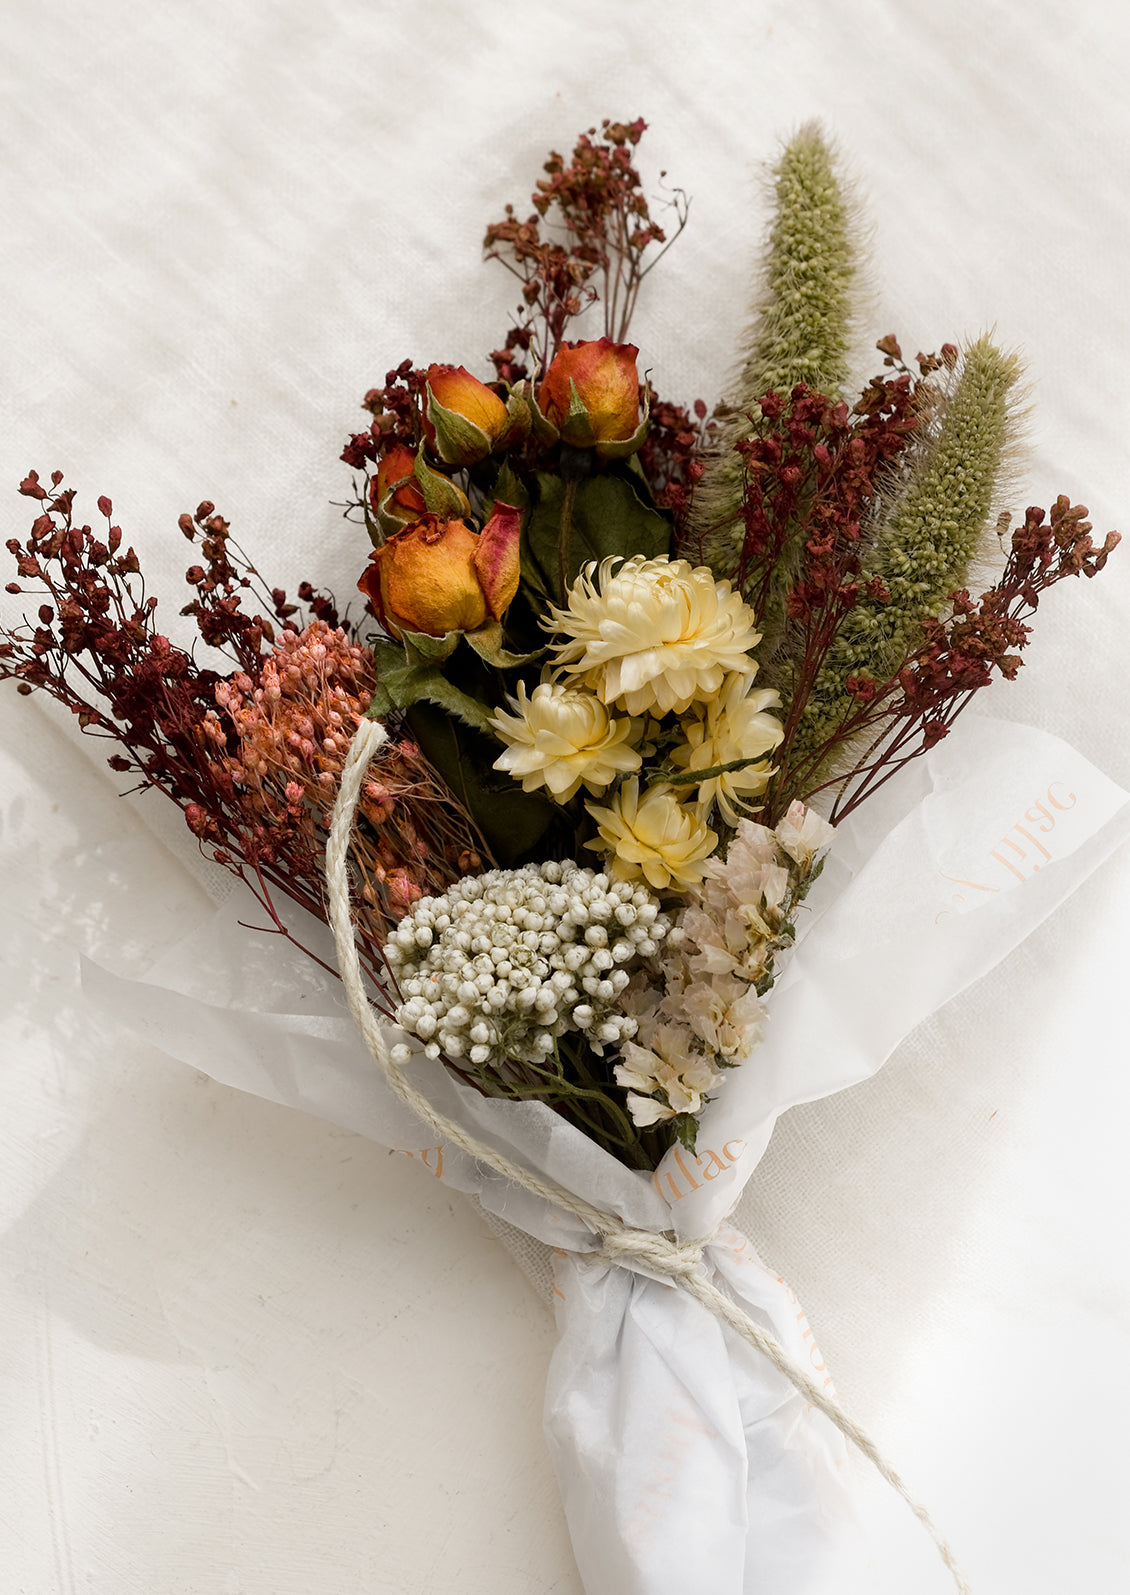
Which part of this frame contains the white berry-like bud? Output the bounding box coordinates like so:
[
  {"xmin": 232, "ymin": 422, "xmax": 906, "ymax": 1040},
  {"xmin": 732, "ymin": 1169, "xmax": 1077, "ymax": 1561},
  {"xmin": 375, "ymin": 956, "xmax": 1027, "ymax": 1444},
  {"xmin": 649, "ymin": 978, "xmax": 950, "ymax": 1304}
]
[{"xmin": 387, "ymin": 860, "xmax": 671, "ymax": 1079}]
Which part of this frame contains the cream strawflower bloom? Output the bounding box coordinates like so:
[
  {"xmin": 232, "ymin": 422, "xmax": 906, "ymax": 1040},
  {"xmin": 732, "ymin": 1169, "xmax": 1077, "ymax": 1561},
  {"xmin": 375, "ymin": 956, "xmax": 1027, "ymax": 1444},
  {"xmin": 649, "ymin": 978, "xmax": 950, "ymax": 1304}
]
[
  {"xmin": 549, "ymin": 554, "xmax": 763, "ymax": 716},
  {"xmin": 669, "ymin": 672, "xmax": 784, "ymax": 827},
  {"xmin": 584, "ymin": 778, "xmax": 717, "ymax": 890},
  {"xmin": 490, "ymin": 678, "xmax": 641, "ymax": 803}
]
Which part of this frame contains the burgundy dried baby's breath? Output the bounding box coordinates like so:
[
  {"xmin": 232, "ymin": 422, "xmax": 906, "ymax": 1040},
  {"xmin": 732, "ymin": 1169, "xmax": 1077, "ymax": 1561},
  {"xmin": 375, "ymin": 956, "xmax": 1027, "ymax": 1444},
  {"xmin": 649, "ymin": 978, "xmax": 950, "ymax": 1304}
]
[
  {"xmin": 823, "ymin": 498, "xmax": 1119, "ymax": 821},
  {"xmin": 0, "ymin": 475, "xmax": 489, "ymax": 997},
  {"xmin": 484, "ymin": 117, "xmax": 688, "ymax": 376}
]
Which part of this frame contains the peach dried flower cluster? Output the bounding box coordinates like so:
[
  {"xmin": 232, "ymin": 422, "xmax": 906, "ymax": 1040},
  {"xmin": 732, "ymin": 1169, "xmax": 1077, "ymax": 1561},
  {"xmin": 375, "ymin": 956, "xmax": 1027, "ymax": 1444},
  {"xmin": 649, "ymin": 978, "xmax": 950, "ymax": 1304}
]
[
  {"xmin": 202, "ymin": 620, "xmax": 483, "ymax": 929},
  {"xmin": 614, "ymin": 803, "xmax": 833, "ymax": 1127},
  {"xmin": 205, "ymin": 621, "xmax": 375, "ymax": 803}
]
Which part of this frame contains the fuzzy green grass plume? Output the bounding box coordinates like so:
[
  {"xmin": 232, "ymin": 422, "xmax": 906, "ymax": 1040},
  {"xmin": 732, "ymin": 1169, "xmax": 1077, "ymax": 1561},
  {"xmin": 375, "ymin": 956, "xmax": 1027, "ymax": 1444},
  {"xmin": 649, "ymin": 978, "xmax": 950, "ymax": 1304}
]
[
  {"xmin": 695, "ymin": 124, "xmax": 858, "ymax": 577},
  {"xmin": 739, "ymin": 123, "xmax": 856, "ymax": 398},
  {"xmin": 793, "ymin": 335, "xmax": 1023, "ymax": 765}
]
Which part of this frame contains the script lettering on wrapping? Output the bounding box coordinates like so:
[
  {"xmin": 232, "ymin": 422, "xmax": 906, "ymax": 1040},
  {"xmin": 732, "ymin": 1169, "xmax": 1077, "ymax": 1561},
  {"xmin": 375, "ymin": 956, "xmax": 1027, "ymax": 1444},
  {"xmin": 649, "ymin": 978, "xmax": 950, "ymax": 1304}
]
[
  {"xmin": 777, "ymin": 1276, "xmax": 836, "ymax": 1394},
  {"xmin": 936, "ymin": 780, "xmax": 1083, "ymax": 920},
  {"xmin": 653, "ymin": 1139, "xmax": 746, "ymax": 1202}
]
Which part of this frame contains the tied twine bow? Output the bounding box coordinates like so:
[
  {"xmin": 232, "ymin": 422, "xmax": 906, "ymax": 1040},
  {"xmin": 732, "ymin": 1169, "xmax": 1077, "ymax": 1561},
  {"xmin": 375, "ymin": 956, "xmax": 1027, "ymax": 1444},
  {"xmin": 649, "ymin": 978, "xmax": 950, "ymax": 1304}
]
[{"xmin": 327, "ymin": 716, "xmax": 972, "ymax": 1595}]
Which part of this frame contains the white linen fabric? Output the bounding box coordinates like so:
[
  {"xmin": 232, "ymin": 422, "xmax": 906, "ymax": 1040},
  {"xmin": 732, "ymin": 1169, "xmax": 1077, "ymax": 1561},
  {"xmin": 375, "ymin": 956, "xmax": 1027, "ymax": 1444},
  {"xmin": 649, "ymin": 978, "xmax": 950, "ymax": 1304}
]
[{"xmin": 2, "ymin": 2, "xmax": 1129, "ymax": 1592}]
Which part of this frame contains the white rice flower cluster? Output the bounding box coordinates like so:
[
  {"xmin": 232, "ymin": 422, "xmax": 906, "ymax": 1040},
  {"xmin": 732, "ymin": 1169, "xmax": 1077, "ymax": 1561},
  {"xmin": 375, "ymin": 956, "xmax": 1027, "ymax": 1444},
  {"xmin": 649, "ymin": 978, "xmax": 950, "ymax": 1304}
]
[{"xmin": 385, "ymin": 860, "xmax": 676, "ymax": 1071}]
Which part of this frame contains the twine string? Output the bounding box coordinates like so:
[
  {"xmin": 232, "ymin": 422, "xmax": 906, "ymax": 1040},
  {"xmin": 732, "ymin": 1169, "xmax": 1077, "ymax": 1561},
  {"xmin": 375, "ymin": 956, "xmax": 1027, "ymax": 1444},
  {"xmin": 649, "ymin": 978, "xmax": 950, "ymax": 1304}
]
[{"xmin": 327, "ymin": 715, "xmax": 971, "ymax": 1595}]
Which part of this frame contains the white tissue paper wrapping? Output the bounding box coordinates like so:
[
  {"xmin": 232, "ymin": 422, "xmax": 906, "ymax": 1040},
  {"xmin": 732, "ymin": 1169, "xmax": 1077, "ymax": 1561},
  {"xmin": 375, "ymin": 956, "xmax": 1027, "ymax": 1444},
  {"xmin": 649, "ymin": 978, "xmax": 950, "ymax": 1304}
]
[{"xmin": 82, "ymin": 714, "xmax": 1129, "ymax": 1595}]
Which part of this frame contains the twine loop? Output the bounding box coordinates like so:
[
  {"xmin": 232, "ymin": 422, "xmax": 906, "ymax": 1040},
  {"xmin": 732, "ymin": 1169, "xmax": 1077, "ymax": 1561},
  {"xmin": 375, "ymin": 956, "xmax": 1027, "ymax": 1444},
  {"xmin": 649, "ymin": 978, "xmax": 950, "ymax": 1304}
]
[
  {"xmin": 325, "ymin": 715, "xmax": 971, "ymax": 1595},
  {"xmin": 595, "ymin": 1226, "xmax": 706, "ymax": 1279}
]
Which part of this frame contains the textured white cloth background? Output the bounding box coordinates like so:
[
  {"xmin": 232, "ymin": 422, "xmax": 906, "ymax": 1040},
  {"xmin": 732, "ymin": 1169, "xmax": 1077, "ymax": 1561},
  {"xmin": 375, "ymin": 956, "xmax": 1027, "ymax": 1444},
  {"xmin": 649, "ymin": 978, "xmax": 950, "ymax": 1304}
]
[{"xmin": 1, "ymin": 2, "xmax": 1128, "ymax": 1591}]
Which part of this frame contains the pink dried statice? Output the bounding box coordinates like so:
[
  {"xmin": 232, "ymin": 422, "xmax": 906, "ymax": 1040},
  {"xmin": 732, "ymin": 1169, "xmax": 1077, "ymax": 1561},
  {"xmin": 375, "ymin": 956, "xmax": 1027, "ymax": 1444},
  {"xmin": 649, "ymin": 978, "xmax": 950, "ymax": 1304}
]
[{"xmin": 682, "ymin": 820, "xmax": 792, "ymax": 979}]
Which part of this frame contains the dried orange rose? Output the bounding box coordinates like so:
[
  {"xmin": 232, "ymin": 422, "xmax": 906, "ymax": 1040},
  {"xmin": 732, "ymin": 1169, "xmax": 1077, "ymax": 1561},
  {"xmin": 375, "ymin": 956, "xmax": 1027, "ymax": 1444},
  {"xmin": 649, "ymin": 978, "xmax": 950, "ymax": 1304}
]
[
  {"xmin": 359, "ymin": 505, "xmax": 523, "ymax": 638},
  {"xmin": 536, "ymin": 338, "xmax": 645, "ymax": 456},
  {"xmin": 424, "ymin": 364, "xmax": 529, "ymax": 466},
  {"xmin": 369, "ymin": 444, "xmax": 427, "ymax": 530}
]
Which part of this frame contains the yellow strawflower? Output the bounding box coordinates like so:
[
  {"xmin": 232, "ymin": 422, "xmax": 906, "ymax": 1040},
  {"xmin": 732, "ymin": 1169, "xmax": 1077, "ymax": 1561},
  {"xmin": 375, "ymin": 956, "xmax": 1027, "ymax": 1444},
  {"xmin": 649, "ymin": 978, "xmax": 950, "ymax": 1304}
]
[
  {"xmin": 490, "ymin": 678, "xmax": 641, "ymax": 804},
  {"xmin": 669, "ymin": 673, "xmax": 783, "ymax": 826},
  {"xmin": 584, "ymin": 778, "xmax": 717, "ymax": 891}
]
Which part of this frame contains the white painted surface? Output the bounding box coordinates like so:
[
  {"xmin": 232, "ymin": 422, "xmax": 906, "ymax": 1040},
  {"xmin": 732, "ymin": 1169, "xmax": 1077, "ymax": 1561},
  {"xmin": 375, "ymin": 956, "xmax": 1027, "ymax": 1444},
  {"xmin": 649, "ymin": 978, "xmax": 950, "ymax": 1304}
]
[{"xmin": 2, "ymin": 3, "xmax": 1129, "ymax": 1590}]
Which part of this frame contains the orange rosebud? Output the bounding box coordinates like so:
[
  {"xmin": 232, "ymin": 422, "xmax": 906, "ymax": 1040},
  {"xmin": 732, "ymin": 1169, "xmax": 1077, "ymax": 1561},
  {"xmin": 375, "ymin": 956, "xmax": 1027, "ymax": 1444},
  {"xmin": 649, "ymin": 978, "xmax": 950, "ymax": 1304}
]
[
  {"xmin": 537, "ymin": 338, "xmax": 644, "ymax": 455},
  {"xmin": 358, "ymin": 505, "xmax": 523, "ymax": 639},
  {"xmin": 427, "ymin": 365, "xmax": 508, "ymax": 436},
  {"xmin": 424, "ymin": 365, "xmax": 529, "ymax": 466},
  {"xmin": 370, "ymin": 445, "xmax": 427, "ymax": 527}
]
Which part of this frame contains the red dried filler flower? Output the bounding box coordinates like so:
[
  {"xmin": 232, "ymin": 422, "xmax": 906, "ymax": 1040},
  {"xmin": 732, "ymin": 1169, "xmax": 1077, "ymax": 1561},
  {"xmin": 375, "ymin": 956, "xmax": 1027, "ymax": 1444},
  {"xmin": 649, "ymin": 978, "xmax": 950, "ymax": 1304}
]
[{"xmin": 0, "ymin": 476, "xmax": 487, "ymax": 995}]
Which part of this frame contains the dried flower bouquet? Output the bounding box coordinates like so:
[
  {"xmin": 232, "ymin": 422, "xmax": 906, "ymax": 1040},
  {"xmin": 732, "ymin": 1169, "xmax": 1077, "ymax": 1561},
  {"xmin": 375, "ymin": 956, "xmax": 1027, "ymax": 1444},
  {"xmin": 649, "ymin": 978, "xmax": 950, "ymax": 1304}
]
[{"xmin": 3, "ymin": 120, "xmax": 1124, "ymax": 1594}]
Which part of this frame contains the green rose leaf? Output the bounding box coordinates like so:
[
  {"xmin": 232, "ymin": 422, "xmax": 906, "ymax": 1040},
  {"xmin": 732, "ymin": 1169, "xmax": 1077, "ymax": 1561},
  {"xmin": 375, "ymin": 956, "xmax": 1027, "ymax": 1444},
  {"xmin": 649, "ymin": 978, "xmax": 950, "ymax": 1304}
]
[
  {"xmin": 405, "ymin": 701, "xmax": 561, "ymax": 867},
  {"xmin": 372, "ymin": 639, "xmax": 496, "ymax": 734},
  {"xmin": 489, "ymin": 458, "xmax": 531, "ymax": 516},
  {"xmin": 522, "ymin": 470, "xmax": 673, "ymax": 603},
  {"xmin": 364, "ymin": 677, "xmax": 394, "ymax": 720}
]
